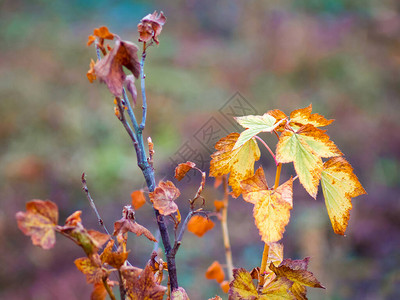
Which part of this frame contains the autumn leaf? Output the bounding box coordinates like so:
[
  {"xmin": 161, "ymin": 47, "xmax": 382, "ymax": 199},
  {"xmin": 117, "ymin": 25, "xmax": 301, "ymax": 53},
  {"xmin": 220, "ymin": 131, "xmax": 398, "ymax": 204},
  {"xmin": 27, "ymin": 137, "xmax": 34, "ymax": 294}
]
[
  {"xmin": 15, "ymin": 199, "xmax": 58, "ymax": 250},
  {"xmin": 321, "ymin": 157, "xmax": 366, "ymax": 235},
  {"xmin": 87, "ymin": 59, "xmax": 97, "ymax": 83},
  {"xmin": 126, "ymin": 264, "xmax": 167, "ymax": 300},
  {"xmin": 267, "ymin": 109, "xmax": 288, "ymax": 132},
  {"xmin": 100, "ymin": 240, "xmax": 129, "ymax": 269},
  {"xmin": 234, "ymin": 113, "xmax": 283, "ymax": 150},
  {"xmin": 94, "ymin": 37, "xmax": 140, "ymax": 96},
  {"xmin": 210, "ymin": 133, "xmax": 260, "ymax": 197},
  {"xmin": 263, "ymin": 243, "xmax": 284, "ymax": 283},
  {"xmin": 187, "ymin": 215, "xmax": 215, "ymax": 237},
  {"xmin": 149, "ymin": 181, "xmax": 180, "ymax": 215},
  {"xmin": 269, "ymin": 258, "xmax": 325, "ymax": 299},
  {"xmin": 138, "ymin": 11, "xmax": 167, "ymax": 44},
  {"xmin": 125, "ymin": 74, "xmax": 138, "ymax": 106},
  {"xmin": 276, "ymin": 124, "xmax": 342, "ymax": 198},
  {"xmin": 209, "ymin": 296, "xmax": 222, "ymax": 300},
  {"xmin": 229, "ymin": 268, "xmax": 258, "ymax": 299},
  {"xmin": 120, "ymin": 265, "xmax": 143, "ymax": 292},
  {"xmin": 93, "ymin": 26, "xmax": 115, "ymax": 40},
  {"xmin": 241, "ymin": 167, "xmax": 293, "ymax": 243},
  {"xmin": 175, "ymin": 161, "xmax": 196, "ymax": 181},
  {"xmin": 214, "ymin": 200, "xmax": 225, "ymax": 212},
  {"xmin": 205, "ymin": 261, "xmax": 225, "ymax": 284},
  {"xmin": 289, "ymin": 104, "xmax": 333, "ymax": 130},
  {"xmin": 60, "ymin": 211, "xmax": 109, "ymax": 256},
  {"xmin": 91, "ymin": 282, "xmax": 107, "ymax": 300},
  {"xmin": 171, "ymin": 287, "xmax": 190, "ymax": 300},
  {"xmin": 74, "ymin": 254, "xmax": 106, "ymax": 284},
  {"xmin": 113, "ymin": 205, "xmax": 157, "ymax": 242},
  {"xmin": 261, "ymin": 277, "xmax": 295, "ymax": 299},
  {"xmin": 131, "ymin": 190, "xmax": 146, "ymax": 210}
]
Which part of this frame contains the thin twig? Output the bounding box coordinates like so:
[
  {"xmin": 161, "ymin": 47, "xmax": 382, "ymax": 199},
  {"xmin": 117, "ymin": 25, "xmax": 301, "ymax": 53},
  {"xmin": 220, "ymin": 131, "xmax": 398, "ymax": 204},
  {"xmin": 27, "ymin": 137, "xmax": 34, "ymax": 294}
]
[
  {"xmin": 102, "ymin": 277, "xmax": 117, "ymax": 300},
  {"xmin": 255, "ymin": 136, "xmax": 278, "ymax": 166},
  {"xmin": 81, "ymin": 173, "xmax": 111, "ymax": 236},
  {"xmin": 139, "ymin": 52, "xmax": 147, "ymax": 131},
  {"xmin": 122, "ymin": 87, "xmax": 140, "ymax": 133}
]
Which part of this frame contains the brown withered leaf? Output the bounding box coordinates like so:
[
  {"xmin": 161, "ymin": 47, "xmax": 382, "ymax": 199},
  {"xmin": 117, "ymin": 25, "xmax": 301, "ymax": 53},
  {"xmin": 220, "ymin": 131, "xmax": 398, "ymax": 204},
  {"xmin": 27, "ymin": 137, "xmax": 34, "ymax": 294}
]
[
  {"xmin": 210, "ymin": 133, "xmax": 260, "ymax": 198},
  {"xmin": 113, "ymin": 205, "xmax": 157, "ymax": 242},
  {"xmin": 149, "ymin": 181, "xmax": 180, "ymax": 216},
  {"xmin": 124, "ymin": 74, "xmax": 137, "ymax": 106},
  {"xmin": 60, "ymin": 211, "xmax": 109, "ymax": 256},
  {"xmin": 131, "ymin": 190, "xmax": 146, "ymax": 210},
  {"xmin": 120, "ymin": 265, "xmax": 143, "ymax": 292},
  {"xmin": 138, "ymin": 11, "xmax": 166, "ymax": 44},
  {"xmin": 175, "ymin": 161, "xmax": 196, "ymax": 181},
  {"xmin": 289, "ymin": 104, "xmax": 333, "ymax": 130},
  {"xmin": 171, "ymin": 287, "xmax": 190, "ymax": 300},
  {"xmin": 126, "ymin": 264, "xmax": 167, "ymax": 300},
  {"xmin": 187, "ymin": 215, "xmax": 215, "ymax": 237},
  {"xmin": 269, "ymin": 258, "xmax": 325, "ymax": 299},
  {"xmin": 91, "ymin": 282, "xmax": 107, "ymax": 300},
  {"xmin": 93, "ymin": 26, "xmax": 115, "ymax": 40},
  {"xmin": 74, "ymin": 254, "xmax": 106, "ymax": 284},
  {"xmin": 100, "ymin": 240, "xmax": 129, "ymax": 269},
  {"xmin": 16, "ymin": 199, "xmax": 58, "ymax": 250},
  {"xmin": 205, "ymin": 261, "xmax": 225, "ymax": 284},
  {"xmin": 321, "ymin": 157, "xmax": 366, "ymax": 235},
  {"xmin": 94, "ymin": 38, "xmax": 140, "ymax": 96}
]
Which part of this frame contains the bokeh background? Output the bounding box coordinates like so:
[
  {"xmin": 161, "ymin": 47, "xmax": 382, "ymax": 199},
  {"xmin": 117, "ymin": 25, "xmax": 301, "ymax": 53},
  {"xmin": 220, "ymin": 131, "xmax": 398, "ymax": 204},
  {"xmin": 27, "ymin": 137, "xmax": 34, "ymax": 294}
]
[{"xmin": 1, "ymin": 0, "xmax": 400, "ymax": 299}]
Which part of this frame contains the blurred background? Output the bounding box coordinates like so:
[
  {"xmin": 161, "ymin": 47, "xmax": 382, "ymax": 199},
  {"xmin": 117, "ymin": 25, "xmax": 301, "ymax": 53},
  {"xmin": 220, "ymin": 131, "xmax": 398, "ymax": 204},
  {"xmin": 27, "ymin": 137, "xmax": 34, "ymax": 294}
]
[{"xmin": 1, "ymin": 0, "xmax": 400, "ymax": 299}]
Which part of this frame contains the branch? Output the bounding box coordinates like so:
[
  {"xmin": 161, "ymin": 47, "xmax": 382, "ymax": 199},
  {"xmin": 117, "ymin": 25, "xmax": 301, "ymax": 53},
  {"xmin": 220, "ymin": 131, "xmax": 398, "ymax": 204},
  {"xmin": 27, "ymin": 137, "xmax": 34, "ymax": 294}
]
[
  {"xmin": 139, "ymin": 51, "xmax": 147, "ymax": 131},
  {"xmin": 255, "ymin": 136, "xmax": 278, "ymax": 166},
  {"xmin": 221, "ymin": 175, "xmax": 234, "ymax": 281}
]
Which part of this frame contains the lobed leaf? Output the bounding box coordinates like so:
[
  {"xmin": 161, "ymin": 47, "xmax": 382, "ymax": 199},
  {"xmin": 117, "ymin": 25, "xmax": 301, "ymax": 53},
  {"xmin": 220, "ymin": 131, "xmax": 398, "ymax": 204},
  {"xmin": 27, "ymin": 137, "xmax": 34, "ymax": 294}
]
[
  {"xmin": 15, "ymin": 199, "xmax": 58, "ymax": 250},
  {"xmin": 100, "ymin": 240, "xmax": 130, "ymax": 269},
  {"xmin": 74, "ymin": 255, "xmax": 105, "ymax": 284},
  {"xmin": 241, "ymin": 167, "xmax": 269, "ymax": 205},
  {"xmin": 289, "ymin": 104, "xmax": 333, "ymax": 130},
  {"xmin": 321, "ymin": 157, "xmax": 366, "ymax": 235},
  {"xmin": 171, "ymin": 287, "xmax": 190, "ymax": 300},
  {"xmin": 260, "ymin": 277, "xmax": 295, "ymax": 299},
  {"xmin": 138, "ymin": 11, "xmax": 167, "ymax": 44},
  {"xmin": 175, "ymin": 161, "xmax": 196, "ymax": 181},
  {"xmin": 233, "ymin": 113, "xmax": 277, "ymax": 150},
  {"xmin": 229, "ymin": 268, "xmax": 258, "ymax": 299},
  {"xmin": 210, "ymin": 133, "xmax": 260, "ymax": 197}
]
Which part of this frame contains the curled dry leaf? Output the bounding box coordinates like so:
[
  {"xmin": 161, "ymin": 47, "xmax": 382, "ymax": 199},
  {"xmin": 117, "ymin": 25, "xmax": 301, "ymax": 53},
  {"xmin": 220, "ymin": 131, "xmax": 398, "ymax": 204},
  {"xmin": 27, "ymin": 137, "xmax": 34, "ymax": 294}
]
[
  {"xmin": 113, "ymin": 205, "xmax": 157, "ymax": 242},
  {"xmin": 214, "ymin": 200, "xmax": 225, "ymax": 213},
  {"xmin": 149, "ymin": 181, "xmax": 180, "ymax": 216},
  {"xmin": 220, "ymin": 280, "xmax": 230, "ymax": 293},
  {"xmin": 86, "ymin": 59, "xmax": 97, "ymax": 83},
  {"xmin": 138, "ymin": 11, "xmax": 167, "ymax": 44},
  {"xmin": 205, "ymin": 261, "xmax": 225, "ymax": 284},
  {"xmin": 120, "ymin": 265, "xmax": 143, "ymax": 292},
  {"xmin": 187, "ymin": 215, "xmax": 215, "ymax": 237},
  {"xmin": 131, "ymin": 190, "xmax": 146, "ymax": 210},
  {"xmin": 15, "ymin": 199, "xmax": 58, "ymax": 250},
  {"xmin": 100, "ymin": 240, "xmax": 130, "ymax": 269},
  {"xmin": 93, "ymin": 26, "xmax": 115, "ymax": 40},
  {"xmin": 124, "ymin": 74, "xmax": 137, "ymax": 106},
  {"xmin": 175, "ymin": 161, "xmax": 196, "ymax": 181},
  {"xmin": 94, "ymin": 38, "xmax": 140, "ymax": 96},
  {"xmin": 171, "ymin": 287, "xmax": 190, "ymax": 300},
  {"xmin": 210, "ymin": 133, "xmax": 260, "ymax": 198}
]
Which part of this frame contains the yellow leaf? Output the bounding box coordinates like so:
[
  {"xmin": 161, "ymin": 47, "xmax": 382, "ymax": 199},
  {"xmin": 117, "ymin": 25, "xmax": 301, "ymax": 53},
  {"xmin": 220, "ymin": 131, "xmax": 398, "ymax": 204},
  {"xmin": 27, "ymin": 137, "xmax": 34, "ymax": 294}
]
[
  {"xmin": 253, "ymin": 177, "xmax": 293, "ymax": 243},
  {"xmin": 276, "ymin": 125, "xmax": 341, "ymax": 198},
  {"xmin": 74, "ymin": 255, "xmax": 105, "ymax": 284},
  {"xmin": 241, "ymin": 167, "xmax": 269, "ymax": 204},
  {"xmin": 229, "ymin": 268, "xmax": 258, "ymax": 299},
  {"xmin": 210, "ymin": 133, "xmax": 260, "ymax": 198},
  {"xmin": 15, "ymin": 200, "xmax": 58, "ymax": 250},
  {"xmin": 321, "ymin": 157, "xmax": 366, "ymax": 235},
  {"xmin": 289, "ymin": 104, "xmax": 333, "ymax": 130},
  {"xmin": 260, "ymin": 277, "xmax": 295, "ymax": 299}
]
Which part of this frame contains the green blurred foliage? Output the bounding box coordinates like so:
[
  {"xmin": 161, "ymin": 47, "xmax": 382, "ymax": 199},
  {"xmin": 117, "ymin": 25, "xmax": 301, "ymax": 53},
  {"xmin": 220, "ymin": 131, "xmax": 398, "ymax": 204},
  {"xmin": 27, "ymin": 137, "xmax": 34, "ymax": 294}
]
[{"xmin": 1, "ymin": 0, "xmax": 400, "ymax": 299}]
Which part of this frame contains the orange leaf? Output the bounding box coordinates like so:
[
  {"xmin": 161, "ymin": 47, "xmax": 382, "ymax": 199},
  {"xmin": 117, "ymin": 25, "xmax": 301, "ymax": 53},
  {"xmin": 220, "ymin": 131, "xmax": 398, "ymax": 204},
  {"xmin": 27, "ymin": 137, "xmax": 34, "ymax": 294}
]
[
  {"xmin": 149, "ymin": 181, "xmax": 180, "ymax": 216},
  {"xmin": 91, "ymin": 282, "xmax": 107, "ymax": 300},
  {"xmin": 321, "ymin": 157, "xmax": 366, "ymax": 235},
  {"xmin": 267, "ymin": 109, "xmax": 288, "ymax": 132},
  {"xmin": 125, "ymin": 264, "xmax": 167, "ymax": 299},
  {"xmin": 205, "ymin": 261, "xmax": 225, "ymax": 283},
  {"xmin": 93, "ymin": 26, "xmax": 115, "ymax": 40},
  {"xmin": 210, "ymin": 133, "xmax": 260, "ymax": 197},
  {"xmin": 241, "ymin": 166, "xmax": 269, "ymax": 204},
  {"xmin": 131, "ymin": 190, "xmax": 146, "ymax": 210},
  {"xmin": 94, "ymin": 38, "xmax": 140, "ymax": 96},
  {"xmin": 175, "ymin": 161, "xmax": 196, "ymax": 181},
  {"xmin": 289, "ymin": 104, "xmax": 333, "ymax": 130},
  {"xmin": 87, "ymin": 35, "xmax": 96, "ymax": 46},
  {"xmin": 15, "ymin": 199, "xmax": 58, "ymax": 250},
  {"xmin": 220, "ymin": 280, "xmax": 230, "ymax": 293},
  {"xmin": 74, "ymin": 255, "xmax": 105, "ymax": 284},
  {"xmin": 138, "ymin": 11, "xmax": 167, "ymax": 44},
  {"xmin": 188, "ymin": 215, "xmax": 215, "ymax": 237},
  {"xmin": 120, "ymin": 265, "xmax": 143, "ymax": 291},
  {"xmin": 113, "ymin": 205, "xmax": 157, "ymax": 242},
  {"xmin": 100, "ymin": 240, "xmax": 130, "ymax": 269},
  {"xmin": 214, "ymin": 200, "xmax": 225, "ymax": 212},
  {"xmin": 87, "ymin": 59, "xmax": 97, "ymax": 83}
]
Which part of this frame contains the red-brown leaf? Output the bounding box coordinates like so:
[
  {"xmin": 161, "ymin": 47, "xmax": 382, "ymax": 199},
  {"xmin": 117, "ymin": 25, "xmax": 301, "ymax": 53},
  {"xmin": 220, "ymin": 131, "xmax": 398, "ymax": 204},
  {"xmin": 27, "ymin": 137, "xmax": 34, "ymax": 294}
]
[{"xmin": 149, "ymin": 181, "xmax": 181, "ymax": 216}]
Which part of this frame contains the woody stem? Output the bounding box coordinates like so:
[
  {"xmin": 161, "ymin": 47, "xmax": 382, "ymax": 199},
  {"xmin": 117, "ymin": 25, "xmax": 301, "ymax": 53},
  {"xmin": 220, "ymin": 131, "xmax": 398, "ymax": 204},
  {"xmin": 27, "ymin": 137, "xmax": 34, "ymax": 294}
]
[
  {"xmin": 258, "ymin": 163, "xmax": 282, "ymax": 290},
  {"xmin": 221, "ymin": 175, "xmax": 234, "ymax": 281}
]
